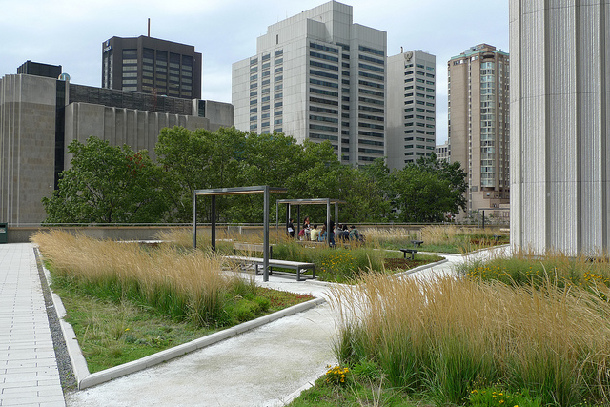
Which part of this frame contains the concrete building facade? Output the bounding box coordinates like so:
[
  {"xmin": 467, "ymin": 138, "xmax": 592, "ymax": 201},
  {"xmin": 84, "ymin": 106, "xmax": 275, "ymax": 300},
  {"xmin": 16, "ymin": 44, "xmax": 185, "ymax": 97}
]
[
  {"xmin": 435, "ymin": 140, "xmax": 450, "ymax": 162},
  {"xmin": 102, "ymin": 36, "xmax": 202, "ymax": 99},
  {"xmin": 448, "ymin": 44, "xmax": 510, "ymax": 218},
  {"xmin": 510, "ymin": 1, "xmax": 610, "ymax": 255},
  {"xmin": 0, "ymin": 72, "xmax": 232, "ymax": 226},
  {"xmin": 387, "ymin": 50, "xmax": 436, "ymax": 169},
  {"xmin": 232, "ymin": 1, "xmax": 387, "ymax": 166}
]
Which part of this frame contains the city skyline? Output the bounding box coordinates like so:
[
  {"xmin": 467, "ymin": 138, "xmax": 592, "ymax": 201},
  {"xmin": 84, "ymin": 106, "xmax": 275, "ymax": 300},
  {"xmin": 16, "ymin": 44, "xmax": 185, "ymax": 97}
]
[{"xmin": 0, "ymin": 0, "xmax": 509, "ymax": 144}]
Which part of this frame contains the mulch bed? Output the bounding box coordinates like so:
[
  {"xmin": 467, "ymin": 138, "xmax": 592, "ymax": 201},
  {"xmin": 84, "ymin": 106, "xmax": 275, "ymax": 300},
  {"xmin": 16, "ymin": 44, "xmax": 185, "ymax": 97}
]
[{"xmin": 384, "ymin": 258, "xmax": 430, "ymax": 271}]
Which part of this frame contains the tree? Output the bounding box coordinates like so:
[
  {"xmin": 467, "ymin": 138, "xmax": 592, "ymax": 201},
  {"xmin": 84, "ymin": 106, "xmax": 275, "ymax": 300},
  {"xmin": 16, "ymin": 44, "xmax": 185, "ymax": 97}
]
[
  {"xmin": 155, "ymin": 127, "xmax": 247, "ymax": 222},
  {"xmin": 392, "ymin": 166, "xmax": 458, "ymax": 222},
  {"xmin": 414, "ymin": 153, "xmax": 468, "ymax": 214},
  {"xmin": 42, "ymin": 137, "xmax": 168, "ymax": 223}
]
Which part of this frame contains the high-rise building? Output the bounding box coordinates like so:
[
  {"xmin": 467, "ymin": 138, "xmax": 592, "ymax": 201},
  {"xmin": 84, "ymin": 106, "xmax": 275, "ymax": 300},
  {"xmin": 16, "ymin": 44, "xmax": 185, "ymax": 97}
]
[
  {"xmin": 387, "ymin": 50, "xmax": 436, "ymax": 169},
  {"xmin": 102, "ymin": 35, "xmax": 202, "ymax": 99},
  {"xmin": 232, "ymin": 1, "xmax": 387, "ymax": 166},
  {"xmin": 448, "ymin": 44, "xmax": 510, "ymax": 218},
  {"xmin": 435, "ymin": 140, "xmax": 450, "ymax": 162},
  {"xmin": 510, "ymin": 1, "xmax": 610, "ymax": 255}
]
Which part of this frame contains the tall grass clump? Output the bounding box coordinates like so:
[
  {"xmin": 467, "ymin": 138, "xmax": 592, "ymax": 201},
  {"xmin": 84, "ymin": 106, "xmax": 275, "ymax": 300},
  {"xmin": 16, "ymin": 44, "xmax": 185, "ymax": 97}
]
[
  {"xmin": 32, "ymin": 230, "xmax": 254, "ymax": 327},
  {"xmin": 155, "ymin": 228, "xmax": 239, "ymax": 254},
  {"xmin": 329, "ymin": 273, "xmax": 610, "ymax": 406},
  {"xmin": 459, "ymin": 250, "xmax": 610, "ymax": 291},
  {"xmin": 419, "ymin": 226, "xmax": 509, "ymax": 253},
  {"xmin": 361, "ymin": 227, "xmax": 417, "ymax": 249}
]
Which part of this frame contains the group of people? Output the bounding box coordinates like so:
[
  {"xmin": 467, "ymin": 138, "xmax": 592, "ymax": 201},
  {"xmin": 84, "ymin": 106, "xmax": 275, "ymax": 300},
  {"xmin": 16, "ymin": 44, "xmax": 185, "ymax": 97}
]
[{"xmin": 286, "ymin": 216, "xmax": 362, "ymax": 244}]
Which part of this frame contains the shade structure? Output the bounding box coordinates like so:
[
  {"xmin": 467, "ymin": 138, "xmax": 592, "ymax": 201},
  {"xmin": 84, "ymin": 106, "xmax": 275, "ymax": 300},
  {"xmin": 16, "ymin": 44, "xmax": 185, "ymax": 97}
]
[
  {"xmin": 192, "ymin": 186, "xmax": 287, "ymax": 281},
  {"xmin": 275, "ymin": 198, "xmax": 346, "ymax": 246}
]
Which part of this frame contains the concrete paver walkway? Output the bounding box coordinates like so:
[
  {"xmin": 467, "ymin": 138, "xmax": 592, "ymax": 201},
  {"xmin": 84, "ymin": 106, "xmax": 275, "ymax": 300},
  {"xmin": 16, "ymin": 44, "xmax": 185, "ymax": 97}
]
[{"xmin": 0, "ymin": 244, "xmax": 65, "ymax": 407}]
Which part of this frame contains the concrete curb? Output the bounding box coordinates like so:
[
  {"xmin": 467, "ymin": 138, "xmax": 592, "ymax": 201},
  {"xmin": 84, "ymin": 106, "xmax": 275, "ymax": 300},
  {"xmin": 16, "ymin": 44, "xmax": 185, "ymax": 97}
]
[
  {"xmin": 43, "ymin": 264, "xmax": 91, "ymax": 384},
  {"xmin": 77, "ymin": 296, "xmax": 326, "ymax": 389},
  {"xmin": 40, "ymin": 261, "xmax": 326, "ymax": 390},
  {"xmin": 53, "ymin": 280, "xmax": 325, "ymax": 389},
  {"xmin": 397, "ymin": 257, "xmax": 449, "ymax": 277}
]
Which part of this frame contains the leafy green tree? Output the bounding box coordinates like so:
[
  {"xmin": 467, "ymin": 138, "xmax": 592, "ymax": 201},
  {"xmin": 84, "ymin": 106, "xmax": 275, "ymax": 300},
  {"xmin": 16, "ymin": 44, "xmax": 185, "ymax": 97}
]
[
  {"xmin": 335, "ymin": 165, "xmax": 392, "ymax": 223},
  {"xmin": 155, "ymin": 127, "xmax": 247, "ymax": 222},
  {"xmin": 414, "ymin": 153, "xmax": 467, "ymax": 215},
  {"xmin": 42, "ymin": 137, "xmax": 168, "ymax": 223},
  {"xmin": 391, "ymin": 166, "xmax": 456, "ymax": 222}
]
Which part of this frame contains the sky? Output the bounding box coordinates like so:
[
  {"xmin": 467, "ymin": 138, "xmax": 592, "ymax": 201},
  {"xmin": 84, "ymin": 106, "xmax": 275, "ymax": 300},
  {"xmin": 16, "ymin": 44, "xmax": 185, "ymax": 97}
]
[{"xmin": 0, "ymin": 0, "xmax": 509, "ymax": 145}]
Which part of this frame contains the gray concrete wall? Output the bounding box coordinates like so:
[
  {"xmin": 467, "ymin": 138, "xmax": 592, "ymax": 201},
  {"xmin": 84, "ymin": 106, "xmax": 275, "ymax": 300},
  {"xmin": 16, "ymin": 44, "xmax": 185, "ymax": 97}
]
[
  {"xmin": 510, "ymin": 0, "xmax": 610, "ymax": 255},
  {"xmin": 0, "ymin": 74, "xmax": 57, "ymax": 225},
  {"xmin": 201, "ymin": 100, "xmax": 234, "ymax": 131},
  {"xmin": 64, "ymin": 102, "xmax": 211, "ymax": 162}
]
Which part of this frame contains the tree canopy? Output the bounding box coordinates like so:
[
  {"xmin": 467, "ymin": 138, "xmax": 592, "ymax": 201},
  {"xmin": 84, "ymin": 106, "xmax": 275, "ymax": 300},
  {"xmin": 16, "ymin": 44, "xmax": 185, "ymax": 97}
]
[
  {"xmin": 42, "ymin": 137, "xmax": 167, "ymax": 223},
  {"xmin": 43, "ymin": 128, "xmax": 467, "ymax": 225}
]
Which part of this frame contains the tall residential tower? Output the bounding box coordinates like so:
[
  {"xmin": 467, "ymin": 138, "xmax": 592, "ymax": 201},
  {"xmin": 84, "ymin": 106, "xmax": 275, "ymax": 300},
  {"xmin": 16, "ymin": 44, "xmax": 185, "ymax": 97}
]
[
  {"xmin": 448, "ymin": 44, "xmax": 510, "ymax": 217},
  {"xmin": 387, "ymin": 50, "xmax": 436, "ymax": 169},
  {"xmin": 232, "ymin": 1, "xmax": 387, "ymax": 166},
  {"xmin": 102, "ymin": 36, "xmax": 202, "ymax": 99}
]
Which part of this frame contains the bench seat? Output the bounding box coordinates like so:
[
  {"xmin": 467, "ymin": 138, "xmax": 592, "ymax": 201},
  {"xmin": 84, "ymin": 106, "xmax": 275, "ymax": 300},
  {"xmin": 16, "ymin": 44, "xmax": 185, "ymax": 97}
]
[
  {"xmin": 399, "ymin": 248, "xmax": 418, "ymax": 260},
  {"xmin": 225, "ymin": 255, "xmax": 316, "ymax": 281}
]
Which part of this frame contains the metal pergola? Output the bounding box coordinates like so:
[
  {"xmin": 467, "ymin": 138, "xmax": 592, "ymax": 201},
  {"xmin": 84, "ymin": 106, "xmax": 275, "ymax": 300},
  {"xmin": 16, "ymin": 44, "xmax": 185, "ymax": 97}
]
[
  {"xmin": 192, "ymin": 186, "xmax": 287, "ymax": 282},
  {"xmin": 275, "ymin": 198, "xmax": 346, "ymax": 246}
]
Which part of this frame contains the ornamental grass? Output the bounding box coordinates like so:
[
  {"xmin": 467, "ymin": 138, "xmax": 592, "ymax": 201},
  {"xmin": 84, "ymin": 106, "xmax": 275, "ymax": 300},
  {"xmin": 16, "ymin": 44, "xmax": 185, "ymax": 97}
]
[
  {"xmin": 458, "ymin": 249, "xmax": 610, "ymax": 291},
  {"xmin": 329, "ymin": 273, "xmax": 610, "ymax": 406},
  {"xmin": 32, "ymin": 230, "xmax": 253, "ymax": 327}
]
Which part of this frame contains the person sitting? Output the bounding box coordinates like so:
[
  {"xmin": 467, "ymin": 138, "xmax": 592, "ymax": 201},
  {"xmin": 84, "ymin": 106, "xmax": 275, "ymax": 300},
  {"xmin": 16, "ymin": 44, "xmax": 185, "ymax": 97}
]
[
  {"xmin": 349, "ymin": 225, "xmax": 361, "ymax": 241},
  {"xmin": 318, "ymin": 225, "xmax": 327, "ymax": 242},
  {"xmin": 302, "ymin": 216, "xmax": 311, "ymax": 240},
  {"xmin": 310, "ymin": 224, "xmax": 319, "ymax": 242},
  {"xmin": 337, "ymin": 224, "xmax": 349, "ymax": 241}
]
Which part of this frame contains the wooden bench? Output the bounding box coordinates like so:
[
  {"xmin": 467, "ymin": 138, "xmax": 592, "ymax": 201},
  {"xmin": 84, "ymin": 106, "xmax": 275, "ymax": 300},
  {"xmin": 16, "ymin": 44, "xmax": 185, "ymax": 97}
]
[
  {"xmin": 225, "ymin": 255, "xmax": 316, "ymax": 281},
  {"xmin": 399, "ymin": 248, "xmax": 418, "ymax": 260}
]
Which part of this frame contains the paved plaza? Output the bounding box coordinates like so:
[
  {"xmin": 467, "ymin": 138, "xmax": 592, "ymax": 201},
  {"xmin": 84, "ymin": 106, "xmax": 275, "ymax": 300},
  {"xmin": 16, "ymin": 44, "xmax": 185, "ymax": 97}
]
[
  {"xmin": 0, "ymin": 244, "xmax": 65, "ymax": 407},
  {"xmin": 0, "ymin": 242, "xmax": 508, "ymax": 406}
]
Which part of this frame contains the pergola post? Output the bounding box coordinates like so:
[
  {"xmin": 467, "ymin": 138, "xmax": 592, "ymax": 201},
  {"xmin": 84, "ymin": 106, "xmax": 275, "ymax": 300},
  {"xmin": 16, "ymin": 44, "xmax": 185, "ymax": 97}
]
[
  {"xmin": 192, "ymin": 192, "xmax": 197, "ymax": 249},
  {"xmin": 263, "ymin": 186, "xmax": 270, "ymax": 282},
  {"xmin": 192, "ymin": 186, "xmax": 286, "ymax": 280},
  {"xmin": 326, "ymin": 199, "xmax": 331, "ymax": 246},
  {"xmin": 211, "ymin": 196, "xmax": 216, "ymax": 252}
]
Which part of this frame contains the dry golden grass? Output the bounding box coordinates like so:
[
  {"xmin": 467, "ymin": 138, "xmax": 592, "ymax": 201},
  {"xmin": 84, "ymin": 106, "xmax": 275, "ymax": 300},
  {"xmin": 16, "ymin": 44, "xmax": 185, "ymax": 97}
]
[
  {"xmin": 361, "ymin": 227, "xmax": 416, "ymax": 247},
  {"xmin": 155, "ymin": 227, "xmax": 291, "ymax": 250},
  {"xmin": 329, "ymin": 272, "xmax": 610, "ymax": 405},
  {"xmin": 32, "ymin": 230, "xmax": 245, "ymax": 325}
]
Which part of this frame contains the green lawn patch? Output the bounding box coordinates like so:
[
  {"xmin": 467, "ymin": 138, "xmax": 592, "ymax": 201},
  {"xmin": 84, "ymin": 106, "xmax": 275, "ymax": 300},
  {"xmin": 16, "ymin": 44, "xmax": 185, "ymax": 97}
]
[{"xmin": 53, "ymin": 284, "xmax": 313, "ymax": 373}]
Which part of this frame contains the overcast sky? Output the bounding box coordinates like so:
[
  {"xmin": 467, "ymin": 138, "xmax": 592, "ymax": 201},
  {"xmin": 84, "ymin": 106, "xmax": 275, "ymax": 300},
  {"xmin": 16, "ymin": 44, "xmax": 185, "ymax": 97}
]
[{"xmin": 0, "ymin": 0, "xmax": 509, "ymax": 144}]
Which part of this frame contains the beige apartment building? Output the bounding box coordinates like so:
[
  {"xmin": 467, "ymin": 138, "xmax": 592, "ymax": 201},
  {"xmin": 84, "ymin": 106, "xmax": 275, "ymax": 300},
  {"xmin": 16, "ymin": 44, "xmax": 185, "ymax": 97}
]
[{"xmin": 448, "ymin": 44, "xmax": 509, "ymax": 219}]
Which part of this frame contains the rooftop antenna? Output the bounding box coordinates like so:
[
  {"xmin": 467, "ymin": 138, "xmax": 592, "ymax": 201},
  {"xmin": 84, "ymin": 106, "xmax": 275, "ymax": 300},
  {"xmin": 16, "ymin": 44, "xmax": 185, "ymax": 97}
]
[{"xmin": 148, "ymin": 18, "xmax": 151, "ymax": 37}]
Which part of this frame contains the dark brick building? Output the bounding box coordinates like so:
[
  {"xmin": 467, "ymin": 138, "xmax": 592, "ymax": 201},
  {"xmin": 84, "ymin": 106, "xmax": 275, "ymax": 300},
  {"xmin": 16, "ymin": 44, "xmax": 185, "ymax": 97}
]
[{"xmin": 102, "ymin": 36, "xmax": 202, "ymax": 99}]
